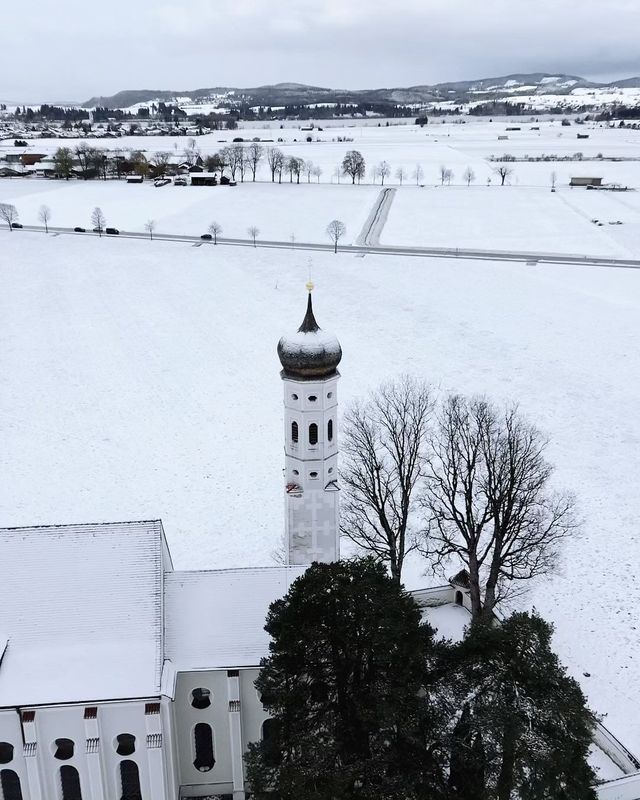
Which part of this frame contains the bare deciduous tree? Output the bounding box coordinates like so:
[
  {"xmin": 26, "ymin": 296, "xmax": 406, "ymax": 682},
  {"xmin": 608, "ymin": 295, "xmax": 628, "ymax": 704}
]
[
  {"xmin": 208, "ymin": 221, "xmax": 222, "ymax": 244},
  {"xmin": 439, "ymin": 165, "xmax": 449, "ymax": 186},
  {"xmin": 550, "ymin": 170, "xmax": 557, "ymax": 189},
  {"xmin": 378, "ymin": 160, "xmax": 391, "ymax": 185},
  {"xmin": 342, "ymin": 150, "xmax": 366, "ymax": 184},
  {"xmin": 326, "ymin": 219, "xmax": 346, "ymax": 253},
  {"xmin": 151, "ymin": 151, "xmax": 171, "ymax": 176},
  {"xmin": 144, "ymin": 219, "xmax": 156, "ymax": 240},
  {"xmin": 304, "ymin": 160, "xmax": 314, "ymax": 183},
  {"xmin": 463, "ymin": 167, "xmax": 476, "ymax": 186},
  {"xmin": 412, "ymin": 164, "xmax": 424, "ymax": 185},
  {"xmin": 266, "ymin": 147, "xmax": 284, "ymax": 183},
  {"xmin": 341, "ymin": 377, "xmax": 434, "ymax": 583},
  {"xmin": 248, "ymin": 225, "xmax": 260, "ymax": 246},
  {"xmin": 312, "ymin": 165, "xmax": 323, "ymax": 183},
  {"xmin": 38, "ymin": 204, "xmax": 52, "ymax": 233},
  {"xmin": 246, "ymin": 142, "xmax": 264, "ymax": 182},
  {"xmin": 421, "ymin": 395, "xmax": 575, "ymax": 621},
  {"xmin": 91, "ymin": 206, "xmax": 106, "ymax": 236},
  {"xmin": 0, "ymin": 203, "xmax": 18, "ymax": 231},
  {"xmin": 395, "ymin": 166, "xmax": 406, "ymax": 185},
  {"xmin": 494, "ymin": 165, "xmax": 514, "ymax": 186}
]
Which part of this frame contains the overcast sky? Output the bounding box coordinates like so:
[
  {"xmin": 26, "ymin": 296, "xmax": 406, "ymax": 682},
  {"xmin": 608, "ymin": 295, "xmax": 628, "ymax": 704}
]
[{"xmin": 4, "ymin": 0, "xmax": 640, "ymax": 102}]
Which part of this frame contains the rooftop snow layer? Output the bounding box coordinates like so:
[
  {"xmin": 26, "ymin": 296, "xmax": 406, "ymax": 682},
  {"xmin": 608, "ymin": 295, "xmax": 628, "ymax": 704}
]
[{"xmin": 0, "ymin": 520, "xmax": 166, "ymax": 706}]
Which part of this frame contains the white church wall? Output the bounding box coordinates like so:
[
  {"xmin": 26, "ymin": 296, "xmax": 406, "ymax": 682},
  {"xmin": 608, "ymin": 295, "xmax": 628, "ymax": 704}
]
[
  {"xmin": 172, "ymin": 670, "xmax": 234, "ymax": 796},
  {"xmin": 0, "ymin": 709, "xmax": 29, "ymax": 799},
  {"xmin": 238, "ymin": 668, "xmax": 269, "ymax": 752}
]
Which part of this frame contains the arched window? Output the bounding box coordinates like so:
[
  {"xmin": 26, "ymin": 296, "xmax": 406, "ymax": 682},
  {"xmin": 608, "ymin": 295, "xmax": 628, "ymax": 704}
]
[
  {"xmin": 455, "ymin": 591, "xmax": 463, "ymax": 606},
  {"xmin": 191, "ymin": 688, "xmax": 211, "ymax": 710},
  {"xmin": 291, "ymin": 421, "xmax": 299, "ymax": 443},
  {"xmin": 54, "ymin": 739, "xmax": 74, "ymax": 760},
  {"xmin": 0, "ymin": 770, "xmax": 23, "ymax": 800},
  {"xmin": 262, "ymin": 719, "xmax": 278, "ymax": 743},
  {"xmin": 60, "ymin": 765, "xmax": 82, "ymax": 800},
  {"xmin": 308, "ymin": 395, "xmax": 317, "ymax": 402},
  {"xmin": 0, "ymin": 743, "xmax": 13, "ymax": 764},
  {"xmin": 193, "ymin": 723, "xmax": 215, "ymax": 772},
  {"xmin": 116, "ymin": 734, "xmax": 136, "ymax": 756},
  {"xmin": 291, "ymin": 393, "xmax": 298, "ymax": 401},
  {"xmin": 308, "ymin": 423, "xmax": 318, "ymax": 446},
  {"xmin": 119, "ymin": 760, "xmax": 142, "ymax": 800},
  {"xmin": 309, "ymin": 472, "xmax": 318, "ymax": 479},
  {"xmin": 327, "ymin": 391, "xmax": 333, "ymax": 399},
  {"xmin": 327, "ymin": 419, "xmax": 333, "ymax": 442}
]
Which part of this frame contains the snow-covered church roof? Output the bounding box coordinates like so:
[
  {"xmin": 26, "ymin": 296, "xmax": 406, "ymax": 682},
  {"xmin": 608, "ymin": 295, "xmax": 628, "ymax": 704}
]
[{"xmin": 0, "ymin": 520, "xmax": 168, "ymax": 706}]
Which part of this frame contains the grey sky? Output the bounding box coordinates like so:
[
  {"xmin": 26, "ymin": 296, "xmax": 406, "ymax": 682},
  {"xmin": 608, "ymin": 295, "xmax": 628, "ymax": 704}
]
[{"xmin": 4, "ymin": 0, "xmax": 640, "ymax": 102}]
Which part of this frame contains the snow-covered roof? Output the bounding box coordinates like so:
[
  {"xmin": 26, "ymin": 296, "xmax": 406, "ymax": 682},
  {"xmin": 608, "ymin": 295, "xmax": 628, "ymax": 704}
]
[
  {"xmin": 165, "ymin": 566, "xmax": 306, "ymax": 670},
  {"xmin": 0, "ymin": 520, "xmax": 167, "ymax": 707},
  {"xmin": 422, "ymin": 603, "xmax": 471, "ymax": 643}
]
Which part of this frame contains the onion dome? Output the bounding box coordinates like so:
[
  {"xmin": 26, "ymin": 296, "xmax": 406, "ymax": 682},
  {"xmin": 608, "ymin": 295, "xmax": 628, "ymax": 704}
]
[{"xmin": 277, "ymin": 292, "xmax": 342, "ymax": 380}]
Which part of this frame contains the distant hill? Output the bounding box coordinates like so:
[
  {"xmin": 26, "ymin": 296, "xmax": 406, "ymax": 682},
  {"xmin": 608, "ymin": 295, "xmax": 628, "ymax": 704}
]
[{"xmin": 83, "ymin": 72, "xmax": 640, "ymax": 111}]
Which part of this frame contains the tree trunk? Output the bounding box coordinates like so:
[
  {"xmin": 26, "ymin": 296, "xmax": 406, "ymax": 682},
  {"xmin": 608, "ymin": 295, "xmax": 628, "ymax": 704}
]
[{"xmin": 496, "ymin": 722, "xmax": 516, "ymax": 800}]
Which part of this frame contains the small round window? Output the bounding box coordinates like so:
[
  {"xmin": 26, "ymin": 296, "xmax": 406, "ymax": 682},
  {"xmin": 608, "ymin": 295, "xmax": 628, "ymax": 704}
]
[
  {"xmin": 308, "ymin": 395, "xmax": 317, "ymax": 402},
  {"xmin": 310, "ymin": 471, "xmax": 318, "ymax": 478},
  {"xmin": 327, "ymin": 392, "xmax": 333, "ymax": 398},
  {"xmin": 116, "ymin": 733, "xmax": 136, "ymax": 756},
  {"xmin": 54, "ymin": 739, "xmax": 74, "ymax": 760},
  {"xmin": 291, "ymin": 394, "xmax": 298, "ymax": 400},
  {"xmin": 292, "ymin": 469, "xmax": 299, "ymax": 476},
  {"xmin": 328, "ymin": 467, "xmax": 334, "ymax": 474},
  {"xmin": 0, "ymin": 743, "xmax": 13, "ymax": 764},
  {"xmin": 191, "ymin": 688, "xmax": 212, "ymax": 709}
]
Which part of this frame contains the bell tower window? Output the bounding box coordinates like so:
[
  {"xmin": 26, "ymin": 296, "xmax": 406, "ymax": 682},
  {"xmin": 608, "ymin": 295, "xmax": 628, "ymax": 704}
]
[
  {"xmin": 308, "ymin": 423, "xmax": 318, "ymax": 446},
  {"xmin": 328, "ymin": 419, "xmax": 333, "ymax": 442},
  {"xmin": 291, "ymin": 421, "xmax": 299, "ymax": 443}
]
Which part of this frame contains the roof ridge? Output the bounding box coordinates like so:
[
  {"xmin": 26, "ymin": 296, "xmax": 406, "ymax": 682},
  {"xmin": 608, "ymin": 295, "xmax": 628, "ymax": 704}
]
[{"xmin": 0, "ymin": 519, "xmax": 163, "ymax": 532}]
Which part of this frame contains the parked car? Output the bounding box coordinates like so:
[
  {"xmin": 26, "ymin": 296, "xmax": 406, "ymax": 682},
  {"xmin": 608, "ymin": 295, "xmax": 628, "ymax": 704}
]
[
  {"xmin": 92, "ymin": 227, "xmax": 102, "ymax": 233},
  {"xmin": 73, "ymin": 226, "xmax": 86, "ymax": 233},
  {"xmin": 105, "ymin": 228, "xmax": 120, "ymax": 235},
  {"xmin": 200, "ymin": 233, "xmax": 212, "ymax": 240},
  {"xmin": 154, "ymin": 178, "xmax": 171, "ymax": 187},
  {"xmin": 174, "ymin": 177, "xmax": 187, "ymax": 186},
  {"xmin": 11, "ymin": 222, "xmax": 23, "ymax": 229}
]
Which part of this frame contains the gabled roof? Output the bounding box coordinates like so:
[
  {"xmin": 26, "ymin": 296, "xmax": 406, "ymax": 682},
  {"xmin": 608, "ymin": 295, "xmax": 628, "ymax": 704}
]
[
  {"xmin": 164, "ymin": 566, "xmax": 306, "ymax": 670},
  {"xmin": 0, "ymin": 520, "xmax": 166, "ymax": 707}
]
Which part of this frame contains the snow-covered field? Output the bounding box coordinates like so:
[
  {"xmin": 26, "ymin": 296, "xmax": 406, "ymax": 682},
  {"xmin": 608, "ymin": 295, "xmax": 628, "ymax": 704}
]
[{"xmin": 1, "ymin": 230, "xmax": 640, "ymax": 752}]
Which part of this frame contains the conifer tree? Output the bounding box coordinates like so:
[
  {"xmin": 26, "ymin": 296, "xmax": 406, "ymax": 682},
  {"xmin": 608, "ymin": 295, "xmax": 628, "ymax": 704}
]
[{"xmin": 245, "ymin": 558, "xmax": 447, "ymax": 800}]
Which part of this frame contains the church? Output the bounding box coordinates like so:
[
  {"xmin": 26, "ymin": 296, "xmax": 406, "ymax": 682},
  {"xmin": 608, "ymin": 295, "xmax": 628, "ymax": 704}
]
[{"xmin": 0, "ymin": 290, "xmax": 636, "ymax": 800}]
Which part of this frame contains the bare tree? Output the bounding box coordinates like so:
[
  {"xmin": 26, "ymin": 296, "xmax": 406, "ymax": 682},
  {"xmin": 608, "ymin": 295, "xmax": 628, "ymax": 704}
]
[
  {"xmin": 444, "ymin": 168, "xmax": 454, "ymax": 185},
  {"xmin": 225, "ymin": 145, "xmax": 245, "ymax": 181},
  {"xmin": 395, "ymin": 166, "xmax": 406, "ymax": 185},
  {"xmin": 248, "ymin": 225, "xmax": 260, "ymax": 246},
  {"xmin": 151, "ymin": 151, "xmax": 171, "ymax": 177},
  {"xmin": 246, "ymin": 142, "xmax": 264, "ymax": 182},
  {"xmin": 439, "ymin": 165, "xmax": 449, "ymax": 186},
  {"xmin": 312, "ymin": 165, "xmax": 323, "ymax": 183},
  {"xmin": 91, "ymin": 206, "xmax": 106, "ymax": 236},
  {"xmin": 266, "ymin": 147, "xmax": 284, "ymax": 183},
  {"xmin": 0, "ymin": 203, "xmax": 18, "ymax": 232},
  {"xmin": 208, "ymin": 221, "xmax": 222, "ymax": 244},
  {"xmin": 377, "ymin": 160, "xmax": 391, "ymax": 185},
  {"xmin": 493, "ymin": 165, "xmax": 514, "ymax": 186},
  {"xmin": 341, "ymin": 377, "xmax": 434, "ymax": 583},
  {"xmin": 326, "ymin": 219, "xmax": 346, "ymax": 253},
  {"xmin": 304, "ymin": 160, "xmax": 314, "ymax": 183},
  {"xmin": 550, "ymin": 170, "xmax": 557, "ymax": 189},
  {"xmin": 463, "ymin": 166, "xmax": 476, "ymax": 187},
  {"xmin": 421, "ymin": 395, "xmax": 576, "ymax": 621},
  {"xmin": 332, "ymin": 165, "xmax": 341, "ymax": 184},
  {"xmin": 38, "ymin": 204, "xmax": 52, "ymax": 233},
  {"xmin": 412, "ymin": 164, "xmax": 424, "ymax": 185},
  {"xmin": 144, "ymin": 219, "xmax": 156, "ymax": 240},
  {"xmin": 342, "ymin": 150, "xmax": 366, "ymax": 184}
]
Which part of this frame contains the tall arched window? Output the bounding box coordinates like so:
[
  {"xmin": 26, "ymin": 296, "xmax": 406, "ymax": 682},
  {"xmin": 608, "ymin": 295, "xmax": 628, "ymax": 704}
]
[
  {"xmin": 291, "ymin": 421, "xmax": 299, "ymax": 443},
  {"xmin": 308, "ymin": 423, "xmax": 318, "ymax": 446},
  {"xmin": 193, "ymin": 723, "xmax": 215, "ymax": 772},
  {"xmin": 327, "ymin": 419, "xmax": 333, "ymax": 442},
  {"xmin": 60, "ymin": 765, "xmax": 82, "ymax": 800},
  {"xmin": 0, "ymin": 770, "xmax": 23, "ymax": 800},
  {"xmin": 116, "ymin": 734, "xmax": 136, "ymax": 756},
  {"xmin": 119, "ymin": 760, "xmax": 142, "ymax": 800},
  {"xmin": 455, "ymin": 591, "xmax": 463, "ymax": 606}
]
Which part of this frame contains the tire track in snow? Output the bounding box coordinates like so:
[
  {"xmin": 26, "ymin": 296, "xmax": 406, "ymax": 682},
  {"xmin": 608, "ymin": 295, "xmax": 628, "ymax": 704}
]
[{"xmin": 356, "ymin": 187, "xmax": 396, "ymax": 246}]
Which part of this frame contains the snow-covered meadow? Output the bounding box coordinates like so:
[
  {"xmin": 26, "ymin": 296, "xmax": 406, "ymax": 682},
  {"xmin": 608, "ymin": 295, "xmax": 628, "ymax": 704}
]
[{"xmin": 1, "ymin": 229, "xmax": 640, "ymax": 750}]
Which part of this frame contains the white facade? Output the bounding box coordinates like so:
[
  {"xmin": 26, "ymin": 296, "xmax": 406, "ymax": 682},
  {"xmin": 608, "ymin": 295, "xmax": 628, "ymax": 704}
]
[{"xmin": 282, "ymin": 371, "xmax": 340, "ymax": 565}]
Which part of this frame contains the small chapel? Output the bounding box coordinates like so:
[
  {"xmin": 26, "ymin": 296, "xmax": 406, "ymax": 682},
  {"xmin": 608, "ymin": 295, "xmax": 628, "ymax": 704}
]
[{"xmin": 0, "ymin": 290, "xmax": 629, "ymax": 800}]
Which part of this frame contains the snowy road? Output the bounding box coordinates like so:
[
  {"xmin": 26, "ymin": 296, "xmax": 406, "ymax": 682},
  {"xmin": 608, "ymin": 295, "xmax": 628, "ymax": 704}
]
[{"xmin": 5, "ymin": 224, "xmax": 640, "ymax": 270}]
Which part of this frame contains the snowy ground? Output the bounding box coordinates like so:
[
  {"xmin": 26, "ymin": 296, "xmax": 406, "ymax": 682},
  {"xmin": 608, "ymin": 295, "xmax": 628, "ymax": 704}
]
[{"xmin": 1, "ymin": 230, "xmax": 640, "ymax": 752}]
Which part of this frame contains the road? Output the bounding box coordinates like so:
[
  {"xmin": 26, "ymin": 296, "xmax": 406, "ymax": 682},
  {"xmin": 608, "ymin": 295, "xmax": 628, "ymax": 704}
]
[{"xmin": 3, "ymin": 224, "xmax": 640, "ymax": 270}]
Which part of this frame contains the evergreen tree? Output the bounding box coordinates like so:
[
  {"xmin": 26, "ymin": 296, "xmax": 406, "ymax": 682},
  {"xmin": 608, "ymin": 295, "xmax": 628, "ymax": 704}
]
[
  {"xmin": 245, "ymin": 558, "xmax": 447, "ymax": 800},
  {"xmin": 441, "ymin": 613, "xmax": 597, "ymax": 800}
]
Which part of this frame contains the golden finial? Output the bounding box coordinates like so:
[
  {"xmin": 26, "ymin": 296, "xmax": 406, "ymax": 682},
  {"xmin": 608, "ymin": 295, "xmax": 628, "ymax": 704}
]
[{"xmin": 306, "ymin": 280, "xmax": 314, "ymax": 293}]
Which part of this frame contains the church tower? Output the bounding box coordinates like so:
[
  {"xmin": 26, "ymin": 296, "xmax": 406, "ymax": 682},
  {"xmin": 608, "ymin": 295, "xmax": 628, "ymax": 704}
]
[{"xmin": 277, "ymin": 285, "xmax": 341, "ymax": 565}]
